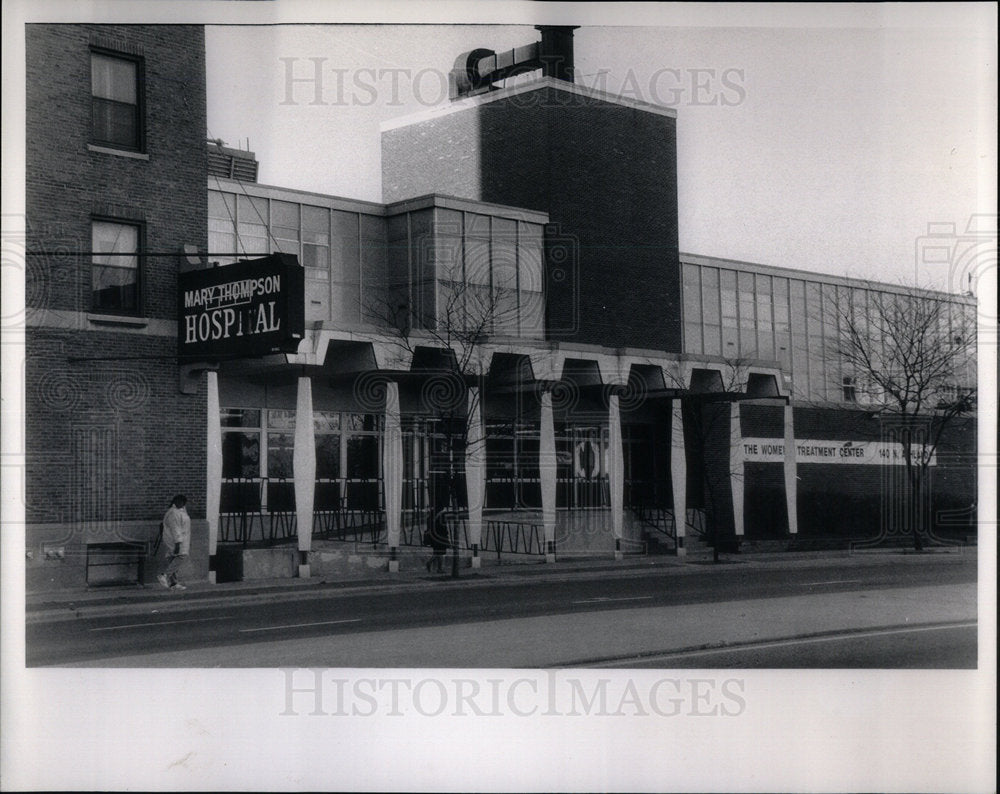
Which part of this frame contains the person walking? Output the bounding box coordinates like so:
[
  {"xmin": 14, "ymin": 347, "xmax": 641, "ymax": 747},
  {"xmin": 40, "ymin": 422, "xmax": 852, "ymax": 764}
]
[
  {"xmin": 424, "ymin": 508, "xmax": 449, "ymax": 573},
  {"xmin": 157, "ymin": 494, "xmax": 191, "ymax": 591}
]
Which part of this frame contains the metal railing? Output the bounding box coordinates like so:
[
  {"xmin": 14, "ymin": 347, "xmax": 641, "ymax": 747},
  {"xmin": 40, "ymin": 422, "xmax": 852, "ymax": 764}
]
[
  {"xmin": 482, "ymin": 519, "xmax": 546, "ymax": 560},
  {"xmin": 219, "ymin": 477, "xmax": 296, "ymax": 546}
]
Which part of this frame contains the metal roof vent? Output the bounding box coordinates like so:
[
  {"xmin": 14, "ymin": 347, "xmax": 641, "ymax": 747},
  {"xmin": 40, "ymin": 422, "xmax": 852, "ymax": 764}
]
[{"xmin": 451, "ymin": 25, "xmax": 579, "ymax": 99}]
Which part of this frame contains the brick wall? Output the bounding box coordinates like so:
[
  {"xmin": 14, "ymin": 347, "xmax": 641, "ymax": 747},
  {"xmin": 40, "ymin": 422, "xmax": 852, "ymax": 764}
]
[
  {"xmin": 24, "ymin": 25, "xmax": 208, "ymax": 533},
  {"xmin": 25, "ymin": 24, "xmax": 207, "ymax": 318},
  {"xmin": 382, "ymin": 85, "xmax": 681, "ymax": 352}
]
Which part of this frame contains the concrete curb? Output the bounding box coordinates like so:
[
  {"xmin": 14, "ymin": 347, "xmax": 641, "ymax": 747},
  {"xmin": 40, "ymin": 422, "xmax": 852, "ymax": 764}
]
[{"xmin": 25, "ymin": 547, "xmax": 975, "ymax": 625}]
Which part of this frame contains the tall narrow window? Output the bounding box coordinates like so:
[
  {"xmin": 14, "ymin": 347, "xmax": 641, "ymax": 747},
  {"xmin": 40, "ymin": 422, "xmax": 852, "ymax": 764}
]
[
  {"xmin": 91, "ymin": 219, "xmax": 140, "ymax": 313},
  {"xmin": 208, "ymin": 191, "xmax": 237, "ymax": 264},
  {"xmin": 91, "ymin": 51, "xmax": 142, "ymax": 150},
  {"xmin": 842, "ymin": 376, "xmax": 857, "ymax": 403}
]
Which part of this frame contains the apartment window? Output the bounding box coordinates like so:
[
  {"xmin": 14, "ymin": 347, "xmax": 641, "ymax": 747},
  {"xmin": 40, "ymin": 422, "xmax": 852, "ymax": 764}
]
[
  {"xmin": 91, "ymin": 219, "xmax": 140, "ymax": 313},
  {"xmin": 91, "ymin": 51, "xmax": 143, "ymax": 150},
  {"xmin": 842, "ymin": 376, "xmax": 857, "ymax": 403}
]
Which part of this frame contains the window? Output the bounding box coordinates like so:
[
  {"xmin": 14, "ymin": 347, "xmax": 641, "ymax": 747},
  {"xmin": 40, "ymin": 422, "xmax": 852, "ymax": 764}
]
[
  {"xmin": 517, "ymin": 222, "xmax": 544, "ymax": 339},
  {"xmin": 236, "ymin": 195, "xmax": 269, "ymax": 256},
  {"xmin": 91, "ymin": 219, "xmax": 140, "ymax": 313},
  {"xmin": 208, "ymin": 191, "xmax": 237, "ymax": 264},
  {"xmin": 91, "ymin": 51, "xmax": 142, "ymax": 150},
  {"xmin": 302, "ymin": 205, "xmax": 330, "ymax": 272},
  {"xmin": 681, "ymin": 264, "xmax": 702, "ymax": 354},
  {"xmin": 221, "ymin": 409, "xmax": 261, "ymax": 479},
  {"xmin": 842, "ymin": 376, "xmax": 857, "ymax": 403}
]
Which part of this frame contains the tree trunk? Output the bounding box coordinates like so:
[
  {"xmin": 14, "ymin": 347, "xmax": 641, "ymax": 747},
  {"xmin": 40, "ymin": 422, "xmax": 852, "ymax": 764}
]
[
  {"xmin": 911, "ymin": 468, "xmax": 924, "ymax": 552},
  {"xmin": 448, "ymin": 429, "xmax": 461, "ymax": 578}
]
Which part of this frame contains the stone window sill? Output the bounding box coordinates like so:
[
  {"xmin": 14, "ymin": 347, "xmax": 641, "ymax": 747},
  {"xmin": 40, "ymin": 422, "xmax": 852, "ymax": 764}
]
[
  {"xmin": 87, "ymin": 144, "xmax": 149, "ymax": 160},
  {"xmin": 87, "ymin": 313, "xmax": 150, "ymax": 328}
]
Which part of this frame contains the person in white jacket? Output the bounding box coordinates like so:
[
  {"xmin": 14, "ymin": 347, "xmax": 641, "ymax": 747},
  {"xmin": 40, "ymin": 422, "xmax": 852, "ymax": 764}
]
[{"xmin": 158, "ymin": 494, "xmax": 191, "ymax": 591}]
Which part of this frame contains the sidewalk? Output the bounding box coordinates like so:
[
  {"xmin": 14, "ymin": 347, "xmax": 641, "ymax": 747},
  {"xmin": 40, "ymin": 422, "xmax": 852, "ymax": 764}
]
[{"xmin": 24, "ymin": 545, "xmax": 976, "ymax": 624}]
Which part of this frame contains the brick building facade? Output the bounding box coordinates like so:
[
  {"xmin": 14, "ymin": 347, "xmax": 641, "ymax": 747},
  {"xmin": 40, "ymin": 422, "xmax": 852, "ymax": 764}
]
[
  {"xmin": 23, "ymin": 24, "xmax": 977, "ymax": 591},
  {"xmin": 25, "ymin": 25, "xmax": 209, "ymax": 589}
]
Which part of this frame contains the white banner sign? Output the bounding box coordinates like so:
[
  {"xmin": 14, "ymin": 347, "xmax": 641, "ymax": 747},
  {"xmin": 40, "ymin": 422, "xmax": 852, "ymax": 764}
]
[{"xmin": 740, "ymin": 438, "xmax": 936, "ymax": 466}]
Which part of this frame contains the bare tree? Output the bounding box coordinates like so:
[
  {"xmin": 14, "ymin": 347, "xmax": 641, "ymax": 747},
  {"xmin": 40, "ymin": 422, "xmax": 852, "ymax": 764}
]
[
  {"xmin": 835, "ymin": 284, "xmax": 976, "ymax": 550},
  {"xmin": 369, "ymin": 268, "xmax": 519, "ymax": 577}
]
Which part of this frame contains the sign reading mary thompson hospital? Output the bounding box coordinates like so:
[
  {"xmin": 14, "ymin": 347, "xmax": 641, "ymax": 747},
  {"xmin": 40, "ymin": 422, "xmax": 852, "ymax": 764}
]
[{"xmin": 178, "ymin": 253, "xmax": 305, "ymax": 359}]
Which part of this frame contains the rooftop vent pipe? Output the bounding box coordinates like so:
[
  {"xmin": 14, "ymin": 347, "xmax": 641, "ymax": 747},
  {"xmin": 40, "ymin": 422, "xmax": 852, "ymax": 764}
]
[{"xmin": 451, "ymin": 25, "xmax": 579, "ymax": 99}]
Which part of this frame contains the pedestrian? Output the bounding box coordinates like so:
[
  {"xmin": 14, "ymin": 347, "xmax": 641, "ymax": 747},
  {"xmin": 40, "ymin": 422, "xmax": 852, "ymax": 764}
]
[
  {"xmin": 157, "ymin": 494, "xmax": 191, "ymax": 591},
  {"xmin": 424, "ymin": 508, "xmax": 449, "ymax": 573}
]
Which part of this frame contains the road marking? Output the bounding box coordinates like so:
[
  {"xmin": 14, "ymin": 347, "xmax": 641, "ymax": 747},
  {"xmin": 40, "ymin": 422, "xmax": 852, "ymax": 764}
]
[
  {"xmin": 573, "ymin": 596, "xmax": 654, "ymax": 605},
  {"xmin": 585, "ymin": 621, "xmax": 978, "ymax": 666},
  {"xmin": 798, "ymin": 580, "xmax": 864, "ymax": 586},
  {"xmin": 239, "ymin": 618, "xmax": 362, "ymax": 634},
  {"xmin": 91, "ymin": 617, "xmax": 231, "ymax": 632}
]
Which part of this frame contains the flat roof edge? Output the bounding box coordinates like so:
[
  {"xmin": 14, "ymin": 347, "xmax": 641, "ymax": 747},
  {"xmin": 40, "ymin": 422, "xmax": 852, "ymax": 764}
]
[
  {"xmin": 680, "ymin": 251, "xmax": 976, "ymax": 302},
  {"xmin": 380, "ymin": 76, "xmax": 677, "ymax": 133}
]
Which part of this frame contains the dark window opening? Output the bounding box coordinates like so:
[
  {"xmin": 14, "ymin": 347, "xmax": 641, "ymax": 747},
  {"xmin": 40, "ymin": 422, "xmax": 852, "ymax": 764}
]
[{"xmin": 91, "ymin": 219, "xmax": 141, "ymax": 314}]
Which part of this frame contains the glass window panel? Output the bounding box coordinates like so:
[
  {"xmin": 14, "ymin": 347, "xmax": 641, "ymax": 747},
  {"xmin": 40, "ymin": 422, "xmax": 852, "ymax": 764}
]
[
  {"xmin": 92, "ymin": 99, "xmax": 136, "ymax": 147},
  {"xmin": 720, "ymin": 269, "xmax": 738, "ymax": 353},
  {"xmin": 464, "ymin": 213, "xmax": 491, "ymax": 238},
  {"xmin": 464, "ymin": 237, "xmax": 491, "ymax": 285},
  {"xmin": 701, "ymin": 267, "xmax": 720, "ymax": 324},
  {"xmin": 773, "ymin": 277, "xmax": 790, "ymax": 368},
  {"xmin": 91, "ymin": 54, "xmax": 139, "ymax": 148},
  {"xmin": 344, "ymin": 413, "xmax": 383, "ymax": 432},
  {"xmin": 518, "ymin": 223, "xmax": 543, "ymax": 286},
  {"xmin": 346, "ymin": 436, "xmax": 379, "ymax": 478},
  {"xmin": 221, "ymin": 408, "xmax": 260, "ymax": 428},
  {"xmin": 682, "ymin": 264, "xmax": 702, "ymax": 324},
  {"xmin": 703, "ymin": 325, "xmax": 721, "ymax": 356},
  {"xmin": 267, "ymin": 432, "xmax": 294, "ymax": 479},
  {"xmin": 315, "ymin": 434, "xmax": 340, "ymax": 480},
  {"xmin": 91, "ymin": 54, "xmax": 136, "ymax": 102},
  {"xmin": 271, "ymin": 200, "xmax": 298, "ymax": 229},
  {"xmin": 520, "ymin": 291, "xmax": 545, "ymax": 339},
  {"xmin": 266, "ymin": 409, "xmax": 296, "ymax": 431},
  {"xmin": 92, "ymin": 221, "xmax": 138, "ymax": 312},
  {"xmin": 738, "ymin": 271, "xmax": 755, "ymax": 340},
  {"xmin": 313, "ymin": 411, "xmax": 340, "ymax": 433},
  {"xmin": 434, "ymin": 235, "xmax": 464, "ymax": 282},
  {"xmin": 209, "ymin": 191, "xmax": 236, "ymax": 220},
  {"xmin": 331, "ymin": 210, "xmax": 360, "ymax": 281},
  {"xmin": 271, "ymin": 200, "xmax": 300, "ymax": 256},
  {"xmin": 721, "ymin": 270, "xmax": 737, "ymax": 325},
  {"xmin": 434, "ymin": 207, "xmax": 463, "ymax": 236},
  {"xmin": 92, "ymin": 221, "xmax": 137, "ymax": 268},
  {"xmin": 805, "ymin": 281, "xmax": 826, "ymax": 399},
  {"xmin": 684, "ymin": 322, "xmax": 703, "ymax": 355},
  {"xmin": 302, "ymin": 205, "xmax": 329, "ymax": 236},
  {"xmin": 222, "ymin": 431, "xmax": 260, "ymax": 478},
  {"xmin": 237, "ymin": 195, "xmax": 269, "ymax": 255},
  {"xmin": 494, "ymin": 255, "xmax": 519, "ymax": 335},
  {"xmin": 361, "ymin": 214, "xmax": 388, "ymax": 319},
  {"xmin": 756, "ymin": 275, "xmax": 773, "ymax": 358},
  {"xmin": 209, "ymin": 193, "xmax": 237, "ymax": 263}
]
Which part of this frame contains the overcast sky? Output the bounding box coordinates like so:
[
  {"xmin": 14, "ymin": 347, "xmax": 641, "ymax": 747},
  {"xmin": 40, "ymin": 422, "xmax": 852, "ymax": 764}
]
[{"xmin": 204, "ymin": 7, "xmax": 996, "ymax": 290}]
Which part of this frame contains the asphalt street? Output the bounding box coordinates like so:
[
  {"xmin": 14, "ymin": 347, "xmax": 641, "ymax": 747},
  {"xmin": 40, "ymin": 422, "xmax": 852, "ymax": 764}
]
[{"xmin": 25, "ymin": 554, "xmax": 977, "ymax": 667}]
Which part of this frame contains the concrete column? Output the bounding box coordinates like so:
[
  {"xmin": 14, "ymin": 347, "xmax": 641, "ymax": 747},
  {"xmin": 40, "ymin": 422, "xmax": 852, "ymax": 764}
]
[
  {"xmin": 730, "ymin": 401, "xmax": 744, "ymax": 537},
  {"xmin": 294, "ymin": 376, "xmax": 316, "ymax": 577},
  {"xmin": 384, "ymin": 380, "xmax": 403, "ymax": 572},
  {"xmin": 670, "ymin": 399, "xmax": 687, "ymax": 557},
  {"xmin": 465, "ymin": 386, "xmax": 485, "ymax": 569},
  {"xmin": 206, "ymin": 370, "xmax": 222, "ymax": 583},
  {"xmin": 783, "ymin": 402, "xmax": 798, "ymax": 535},
  {"xmin": 539, "ymin": 389, "xmax": 557, "ymax": 562},
  {"xmin": 608, "ymin": 392, "xmax": 624, "ymax": 560}
]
